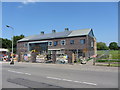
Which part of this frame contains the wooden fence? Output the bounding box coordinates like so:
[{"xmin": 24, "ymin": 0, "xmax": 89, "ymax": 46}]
[{"xmin": 93, "ymin": 58, "xmax": 119, "ymax": 66}]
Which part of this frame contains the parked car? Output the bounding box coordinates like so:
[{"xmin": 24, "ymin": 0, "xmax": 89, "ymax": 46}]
[
  {"xmin": 56, "ymin": 59, "xmax": 68, "ymax": 64},
  {"xmin": 45, "ymin": 60, "xmax": 53, "ymax": 63},
  {"xmin": 81, "ymin": 57, "xmax": 87, "ymax": 64}
]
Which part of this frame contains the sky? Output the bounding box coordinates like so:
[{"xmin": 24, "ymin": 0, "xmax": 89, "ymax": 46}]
[{"xmin": 2, "ymin": 2, "xmax": 118, "ymax": 46}]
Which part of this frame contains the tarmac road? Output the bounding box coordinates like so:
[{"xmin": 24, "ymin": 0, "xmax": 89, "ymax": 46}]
[{"xmin": 1, "ymin": 61, "xmax": 118, "ymax": 89}]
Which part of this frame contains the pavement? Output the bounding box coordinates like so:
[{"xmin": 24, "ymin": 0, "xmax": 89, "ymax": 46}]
[{"xmin": 0, "ymin": 61, "xmax": 119, "ymax": 89}]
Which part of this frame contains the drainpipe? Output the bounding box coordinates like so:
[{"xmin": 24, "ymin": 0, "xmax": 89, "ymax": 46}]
[
  {"xmin": 27, "ymin": 42, "xmax": 29, "ymax": 52},
  {"xmin": 77, "ymin": 49, "xmax": 79, "ymax": 62},
  {"xmin": 86, "ymin": 35, "xmax": 89, "ymax": 58}
]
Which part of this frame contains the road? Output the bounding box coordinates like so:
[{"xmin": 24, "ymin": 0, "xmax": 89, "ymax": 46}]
[{"xmin": 1, "ymin": 61, "xmax": 118, "ymax": 89}]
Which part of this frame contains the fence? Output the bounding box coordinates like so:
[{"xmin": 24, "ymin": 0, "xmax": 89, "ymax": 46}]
[
  {"xmin": 93, "ymin": 50, "xmax": 119, "ymax": 66},
  {"xmin": 93, "ymin": 58, "xmax": 119, "ymax": 66}
]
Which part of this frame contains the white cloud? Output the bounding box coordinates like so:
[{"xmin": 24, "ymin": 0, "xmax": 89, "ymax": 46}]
[
  {"xmin": 21, "ymin": 0, "xmax": 39, "ymax": 4},
  {"xmin": 17, "ymin": 0, "xmax": 39, "ymax": 8},
  {"xmin": 17, "ymin": 6, "xmax": 23, "ymax": 8}
]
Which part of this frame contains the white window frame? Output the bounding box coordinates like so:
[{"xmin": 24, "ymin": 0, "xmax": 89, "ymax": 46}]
[
  {"xmin": 61, "ymin": 40, "xmax": 66, "ymax": 45},
  {"xmin": 91, "ymin": 41, "xmax": 94, "ymax": 47},
  {"xmin": 48, "ymin": 41, "xmax": 53, "ymax": 46}
]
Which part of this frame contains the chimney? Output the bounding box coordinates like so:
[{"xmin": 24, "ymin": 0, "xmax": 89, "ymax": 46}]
[
  {"xmin": 41, "ymin": 31, "xmax": 44, "ymax": 35},
  {"xmin": 52, "ymin": 30, "xmax": 56, "ymax": 33},
  {"xmin": 65, "ymin": 28, "xmax": 69, "ymax": 31}
]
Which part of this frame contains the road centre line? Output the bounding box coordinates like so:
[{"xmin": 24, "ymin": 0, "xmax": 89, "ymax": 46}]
[
  {"xmin": 24, "ymin": 73, "xmax": 31, "ymax": 75},
  {"xmin": 82, "ymin": 82, "xmax": 97, "ymax": 86},
  {"xmin": 47, "ymin": 76, "xmax": 97, "ymax": 86},
  {"xmin": 47, "ymin": 77, "xmax": 62, "ymax": 80},
  {"xmin": 62, "ymin": 79, "xmax": 73, "ymax": 82},
  {"xmin": 8, "ymin": 70, "xmax": 31, "ymax": 75}
]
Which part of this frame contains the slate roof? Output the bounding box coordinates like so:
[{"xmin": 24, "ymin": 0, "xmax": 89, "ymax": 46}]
[{"xmin": 18, "ymin": 28, "xmax": 93, "ymax": 42}]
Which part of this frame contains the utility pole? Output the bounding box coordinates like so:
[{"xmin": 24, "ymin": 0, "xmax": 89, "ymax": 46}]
[{"xmin": 6, "ymin": 25, "xmax": 14, "ymax": 65}]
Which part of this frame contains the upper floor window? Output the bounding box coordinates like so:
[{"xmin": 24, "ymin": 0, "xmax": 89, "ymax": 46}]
[
  {"xmin": 48, "ymin": 41, "xmax": 53, "ymax": 46},
  {"xmin": 91, "ymin": 41, "xmax": 94, "ymax": 47},
  {"xmin": 80, "ymin": 39, "xmax": 85, "ymax": 44},
  {"xmin": 61, "ymin": 40, "xmax": 66, "ymax": 45},
  {"xmin": 70, "ymin": 40, "xmax": 74, "ymax": 44},
  {"xmin": 54, "ymin": 41, "xmax": 58, "ymax": 46},
  {"xmin": 24, "ymin": 43, "xmax": 28, "ymax": 47}
]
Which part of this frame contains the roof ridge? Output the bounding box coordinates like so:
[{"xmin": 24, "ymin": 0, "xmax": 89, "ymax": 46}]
[{"xmin": 25, "ymin": 28, "xmax": 91, "ymax": 37}]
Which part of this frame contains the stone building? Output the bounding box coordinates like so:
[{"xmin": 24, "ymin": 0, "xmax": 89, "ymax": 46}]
[{"xmin": 17, "ymin": 28, "xmax": 97, "ymax": 63}]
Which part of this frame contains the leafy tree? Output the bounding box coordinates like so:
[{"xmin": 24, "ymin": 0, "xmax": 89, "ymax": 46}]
[
  {"xmin": 1, "ymin": 38, "xmax": 12, "ymax": 49},
  {"xmin": 13, "ymin": 34, "xmax": 25, "ymax": 47},
  {"xmin": 109, "ymin": 42, "xmax": 118, "ymax": 50},
  {"xmin": 13, "ymin": 34, "xmax": 25, "ymax": 53},
  {"xmin": 1, "ymin": 34, "xmax": 25, "ymax": 53},
  {"xmin": 97, "ymin": 42, "xmax": 109, "ymax": 50}
]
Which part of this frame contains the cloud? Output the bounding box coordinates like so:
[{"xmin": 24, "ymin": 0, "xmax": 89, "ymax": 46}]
[
  {"xmin": 17, "ymin": 0, "xmax": 39, "ymax": 8},
  {"xmin": 17, "ymin": 6, "xmax": 23, "ymax": 8},
  {"xmin": 21, "ymin": 0, "xmax": 39, "ymax": 4}
]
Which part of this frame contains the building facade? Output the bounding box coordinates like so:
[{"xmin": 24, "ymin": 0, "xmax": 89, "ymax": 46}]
[{"xmin": 17, "ymin": 28, "xmax": 97, "ymax": 63}]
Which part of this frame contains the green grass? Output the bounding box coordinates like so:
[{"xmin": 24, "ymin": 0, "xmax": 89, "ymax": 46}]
[
  {"xmin": 96, "ymin": 60, "xmax": 120, "ymax": 62},
  {"xmin": 97, "ymin": 50, "xmax": 120, "ymax": 59},
  {"xmin": 97, "ymin": 50, "xmax": 105, "ymax": 55},
  {"xmin": 110, "ymin": 64, "xmax": 120, "ymax": 67},
  {"xmin": 96, "ymin": 64, "xmax": 120, "ymax": 67}
]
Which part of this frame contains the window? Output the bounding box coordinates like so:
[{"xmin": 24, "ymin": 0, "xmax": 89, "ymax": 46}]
[
  {"xmin": 54, "ymin": 41, "xmax": 58, "ymax": 46},
  {"xmin": 91, "ymin": 41, "xmax": 94, "ymax": 47},
  {"xmin": 48, "ymin": 41, "xmax": 53, "ymax": 46},
  {"xmin": 80, "ymin": 39, "xmax": 85, "ymax": 44},
  {"xmin": 70, "ymin": 40, "xmax": 74, "ymax": 44},
  {"xmin": 24, "ymin": 43, "xmax": 28, "ymax": 47},
  {"xmin": 61, "ymin": 40, "xmax": 66, "ymax": 45}
]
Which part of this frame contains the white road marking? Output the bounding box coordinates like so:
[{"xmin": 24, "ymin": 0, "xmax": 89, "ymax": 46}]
[
  {"xmin": 82, "ymin": 82, "xmax": 97, "ymax": 86},
  {"xmin": 62, "ymin": 79, "xmax": 73, "ymax": 82},
  {"xmin": 47, "ymin": 76, "xmax": 97, "ymax": 86},
  {"xmin": 24, "ymin": 73, "xmax": 31, "ymax": 75},
  {"xmin": 8, "ymin": 70, "xmax": 31, "ymax": 75},
  {"xmin": 73, "ymin": 81, "xmax": 82, "ymax": 83},
  {"xmin": 47, "ymin": 77, "xmax": 62, "ymax": 80}
]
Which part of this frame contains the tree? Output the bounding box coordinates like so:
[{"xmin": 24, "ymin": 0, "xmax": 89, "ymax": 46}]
[
  {"xmin": 1, "ymin": 34, "xmax": 25, "ymax": 53},
  {"xmin": 1, "ymin": 38, "xmax": 12, "ymax": 49},
  {"xmin": 13, "ymin": 34, "xmax": 25, "ymax": 53},
  {"xmin": 13, "ymin": 34, "xmax": 25, "ymax": 47},
  {"xmin": 97, "ymin": 42, "xmax": 109, "ymax": 50},
  {"xmin": 109, "ymin": 42, "xmax": 118, "ymax": 50}
]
